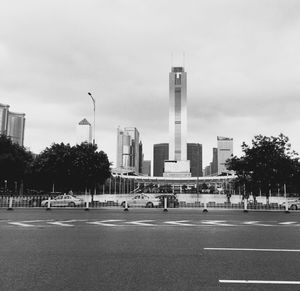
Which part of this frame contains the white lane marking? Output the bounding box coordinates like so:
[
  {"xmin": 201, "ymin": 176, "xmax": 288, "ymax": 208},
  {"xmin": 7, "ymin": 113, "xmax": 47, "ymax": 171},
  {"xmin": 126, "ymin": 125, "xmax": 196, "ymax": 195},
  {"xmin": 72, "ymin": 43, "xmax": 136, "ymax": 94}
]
[
  {"xmin": 204, "ymin": 248, "xmax": 300, "ymax": 252},
  {"xmin": 201, "ymin": 220, "xmax": 236, "ymax": 226},
  {"xmin": 243, "ymin": 221, "xmax": 273, "ymax": 226},
  {"xmin": 279, "ymin": 221, "xmax": 297, "ymax": 225},
  {"xmin": 47, "ymin": 221, "xmax": 74, "ymax": 227},
  {"xmin": 21, "ymin": 220, "xmax": 53, "ymax": 223},
  {"xmin": 219, "ymin": 280, "xmax": 300, "ymax": 285},
  {"xmin": 165, "ymin": 220, "xmax": 196, "ymax": 226},
  {"xmin": 87, "ymin": 220, "xmax": 124, "ymax": 227},
  {"xmin": 9, "ymin": 222, "xmax": 36, "ymax": 227},
  {"xmin": 126, "ymin": 220, "xmax": 156, "ymax": 226}
]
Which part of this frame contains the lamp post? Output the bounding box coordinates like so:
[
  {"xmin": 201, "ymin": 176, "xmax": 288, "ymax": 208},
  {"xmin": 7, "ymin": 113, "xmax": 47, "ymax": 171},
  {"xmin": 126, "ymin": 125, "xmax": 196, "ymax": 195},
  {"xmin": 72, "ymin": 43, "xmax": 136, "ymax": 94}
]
[{"xmin": 88, "ymin": 92, "xmax": 96, "ymax": 145}]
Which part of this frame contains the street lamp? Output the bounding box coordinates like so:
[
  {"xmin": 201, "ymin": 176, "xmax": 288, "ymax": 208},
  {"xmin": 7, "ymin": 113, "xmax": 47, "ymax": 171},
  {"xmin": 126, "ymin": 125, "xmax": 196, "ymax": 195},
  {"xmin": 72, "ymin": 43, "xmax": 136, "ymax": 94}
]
[{"xmin": 88, "ymin": 92, "xmax": 96, "ymax": 145}]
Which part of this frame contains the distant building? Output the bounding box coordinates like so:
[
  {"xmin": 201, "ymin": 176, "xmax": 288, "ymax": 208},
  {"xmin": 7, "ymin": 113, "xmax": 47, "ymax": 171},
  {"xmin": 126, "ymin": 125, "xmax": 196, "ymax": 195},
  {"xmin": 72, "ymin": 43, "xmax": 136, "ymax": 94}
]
[
  {"xmin": 187, "ymin": 143, "xmax": 203, "ymax": 177},
  {"xmin": 142, "ymin": 160, "xmax": 151, "ymax": 176},
  {"xmin": 116, "ymin": 127, "xmax": 141, "ymax": 174},
  {"xmin": 203, "ymin": 165, "xmax": 211, "ymax": 176},
  {"xmin": 76, "ymin": 118, "xmax": 92, "ymax": 144},
  {"xmin": 154, "ymin": 142, "xmax": 203, "ymax": 177},
  {"xmin": 0, "ymin": 103, "xmax": 26, "ymax": 146},
  {"xmin": 217, "ymin": 136, "xmax": 233, "ymax": 175},
  {"xmin": 211, "ymin": 147, "xmax": 218, "ymax": 176},
  {"xmin": 7, "ymin": 111, "xmax": 25, "ymax": 146},
  {"xmin": 153, "ymin": 143, "xmax": 169, "ymax": 177},
  {"xmin": 0, "ymin": 103, "xmax": 9, "ymax": 135}
]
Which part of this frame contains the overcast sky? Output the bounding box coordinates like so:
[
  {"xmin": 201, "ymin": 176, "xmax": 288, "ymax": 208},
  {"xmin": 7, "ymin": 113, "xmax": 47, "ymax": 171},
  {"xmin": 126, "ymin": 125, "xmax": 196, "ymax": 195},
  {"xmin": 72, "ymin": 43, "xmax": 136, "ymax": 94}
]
[{"xmin": 1, "ymin": 0, "xmax": 300, "ymax": 169}]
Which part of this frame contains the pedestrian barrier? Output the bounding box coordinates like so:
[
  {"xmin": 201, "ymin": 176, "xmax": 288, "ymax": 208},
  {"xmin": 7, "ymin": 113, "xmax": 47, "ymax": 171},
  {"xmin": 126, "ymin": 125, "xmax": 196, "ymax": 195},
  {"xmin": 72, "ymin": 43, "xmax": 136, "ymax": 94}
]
[{"xmin": 0, "ymin": 195, "xmax": 297, "ymax": 212}]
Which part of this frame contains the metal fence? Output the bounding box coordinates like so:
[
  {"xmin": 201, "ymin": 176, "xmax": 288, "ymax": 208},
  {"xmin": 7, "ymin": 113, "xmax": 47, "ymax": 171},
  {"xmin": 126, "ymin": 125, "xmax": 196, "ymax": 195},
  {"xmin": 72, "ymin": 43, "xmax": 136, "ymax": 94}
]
[{"xmin": 0, "ymin": 195, "xmax": 297, "ymax": 211}]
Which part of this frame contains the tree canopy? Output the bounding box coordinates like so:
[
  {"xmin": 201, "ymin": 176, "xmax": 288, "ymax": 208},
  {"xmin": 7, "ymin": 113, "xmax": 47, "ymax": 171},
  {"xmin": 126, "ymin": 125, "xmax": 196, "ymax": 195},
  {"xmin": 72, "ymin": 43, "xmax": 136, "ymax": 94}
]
[
  {"xmin": 32, "ymin": 142, "xmax": 111, "ymax": 192},
  {"xmin": 0, "ymin": 134, "xmax": 33, "ymax": 190},
  {"xmin": 226, "ymin": 134, "xmax": 300, "ymax": 195}
]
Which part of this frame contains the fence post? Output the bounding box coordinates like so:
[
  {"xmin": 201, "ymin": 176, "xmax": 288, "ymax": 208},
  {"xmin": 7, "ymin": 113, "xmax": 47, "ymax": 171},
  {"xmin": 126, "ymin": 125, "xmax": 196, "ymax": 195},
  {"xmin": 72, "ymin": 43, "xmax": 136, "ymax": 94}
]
[
  {"xmin": 203, "ymin": 200, "xmax": 208, "ymax": 213},
  {"xmin": 163, "ymin": 196, "xmax": 168, "ymax": 212},
  {"xmin": 85, "ymin": 188, "xmax": 89, "ymax": 211},
  {"xmin": 124, "ymin": 200, "xmax": 129, "ymax": 211},
  {"xmin": 46, "ymin": 196, "xmax": 51, "ymax": 211},
  {"xmin": 7, "ymin": 196, "xmax": 13, "ymax": 211},
  {"xmin": 284, "ymin": 184, "xmax": 289, "ymax": 213},
  {"xmin": 243, "ymin": 198, "xmax": 248, "ymax": 213}
]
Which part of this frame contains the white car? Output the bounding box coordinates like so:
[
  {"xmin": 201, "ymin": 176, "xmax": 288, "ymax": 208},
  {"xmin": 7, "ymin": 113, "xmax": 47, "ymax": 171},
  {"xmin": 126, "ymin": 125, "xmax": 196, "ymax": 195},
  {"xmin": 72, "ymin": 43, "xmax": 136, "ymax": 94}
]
[
  {"xmin": 121, "ymin": 193, "xmax": 160, "ymax": 208},
  {"xmin": 41, "ymin": 195, "xmax": 84, "ymax": 207},
  {"xmin": 281, "ymin": 198, "xmax": 300, "ymax": 210}
]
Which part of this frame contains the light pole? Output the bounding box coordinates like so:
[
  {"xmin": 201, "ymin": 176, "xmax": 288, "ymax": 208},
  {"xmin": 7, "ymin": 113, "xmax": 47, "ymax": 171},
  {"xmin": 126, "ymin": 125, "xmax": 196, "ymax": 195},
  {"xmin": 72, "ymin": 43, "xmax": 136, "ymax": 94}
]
[{"xmin": 88, "ymin": 92, "xmax": 95, "ymax": 145}]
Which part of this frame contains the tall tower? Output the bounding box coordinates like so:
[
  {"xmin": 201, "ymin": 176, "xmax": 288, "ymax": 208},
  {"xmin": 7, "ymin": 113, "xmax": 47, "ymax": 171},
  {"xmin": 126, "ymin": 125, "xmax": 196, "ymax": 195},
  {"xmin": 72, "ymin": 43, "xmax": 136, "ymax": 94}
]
[
  {"xmin": 169, "ymin": 67, "xmax": 187, "ymax": 161},
  {"xmin": 164, "ymin": 67, "xmax": 191, "ymax": 177}
]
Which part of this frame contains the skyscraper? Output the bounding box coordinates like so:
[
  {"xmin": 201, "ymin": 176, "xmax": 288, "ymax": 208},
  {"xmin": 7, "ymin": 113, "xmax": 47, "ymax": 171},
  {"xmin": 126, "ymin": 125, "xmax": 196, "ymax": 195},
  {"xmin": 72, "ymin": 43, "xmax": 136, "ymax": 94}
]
[
  {"xmin": 76, "ymin": 118, "xmax": 92, "ymax": 144},
  {"xmin": 217, "ymin": 136, "xmax": 233, "ymax": 175},
  {"xmin": 187, "ymin": 143, "xmax": 203, "ymax": 177},
  {"xmin": 116, "ymin": 127, "xmax": 141, "ymax": 174},
  {"xmin": 7, "ymin": 111, "xmax": 25, "ymax": 146},
  {"xmin": 153, "ymin": 143, "xmax": 169, "ymax": 177},
  {"xmin": 164, "ymin": 67, "xmax": 191, "ymax": 177},
  {"xmin": 168, "ymin": 67, "xmax": 187, "ymax": 161},
  {"xmin": 0, "ymin": 103, "xmax": 9, "ymax": 135},
  {"xmin": 211, "ymin": 147, "xmax": 218, "ymax": 176}
]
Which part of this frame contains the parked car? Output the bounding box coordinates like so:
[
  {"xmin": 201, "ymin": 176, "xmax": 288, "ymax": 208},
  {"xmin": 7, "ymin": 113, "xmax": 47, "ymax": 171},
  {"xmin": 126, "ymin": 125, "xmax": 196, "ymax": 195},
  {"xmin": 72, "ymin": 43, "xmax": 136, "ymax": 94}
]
[
  {"xmin": 41, "ymin": 195, "xmax": 84, "ymax": 207},
  {"xmin": 120, "ymin": 193, "xmax": 160, "ymax": 208},
  {"xmin": 281, "ymin": 198, "xmax": 300, "ymax": 210},
  {"xmin": 156, "ymin": 194, "xmax": 179, "ymax": 208}
]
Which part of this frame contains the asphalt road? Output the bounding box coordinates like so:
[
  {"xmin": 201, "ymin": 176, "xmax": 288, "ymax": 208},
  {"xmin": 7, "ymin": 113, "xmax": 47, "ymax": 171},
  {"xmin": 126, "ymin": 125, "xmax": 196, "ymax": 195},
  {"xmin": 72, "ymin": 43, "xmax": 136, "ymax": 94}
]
[{"xmin": 0, "ymin": 208, "xmax": 300, "ymax": 291}]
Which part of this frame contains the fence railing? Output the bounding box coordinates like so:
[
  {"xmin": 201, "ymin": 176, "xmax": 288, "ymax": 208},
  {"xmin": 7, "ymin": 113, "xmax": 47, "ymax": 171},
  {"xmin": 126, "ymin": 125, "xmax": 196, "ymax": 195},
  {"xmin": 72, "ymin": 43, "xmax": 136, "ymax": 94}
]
[{"xmin": 0, "ymin": 195, "xmax": 298, "ymax": 211}]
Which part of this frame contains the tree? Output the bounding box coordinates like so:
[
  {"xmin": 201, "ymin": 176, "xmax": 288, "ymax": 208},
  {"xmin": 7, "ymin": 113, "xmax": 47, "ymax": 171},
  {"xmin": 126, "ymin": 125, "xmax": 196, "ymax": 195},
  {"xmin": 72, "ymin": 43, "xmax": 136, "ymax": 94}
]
[
  {"xmin": 71, "ymin": 142, "xmax": 111, "ymax": 200},
  {"xmin": 32, "ymin": 142, "xmax": 111, "ymax": 197},
  {"xmin": 226, "ymin": 134, "xmax": 299, "ymax": 198},
  {"xmin": 0, "ymin": 134, "xmax": 33, "ymax": 194}
]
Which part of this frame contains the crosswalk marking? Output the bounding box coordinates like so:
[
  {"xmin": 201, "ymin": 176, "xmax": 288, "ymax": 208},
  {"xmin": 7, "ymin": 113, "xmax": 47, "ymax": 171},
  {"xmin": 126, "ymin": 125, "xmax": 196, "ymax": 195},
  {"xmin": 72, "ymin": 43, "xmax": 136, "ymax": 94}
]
[
  {"xmin": 279, "ymin": 221, "xmax": 297, "ymax": 225},
  {"xmin": 9, "ymin": 222, "xmax": 36, "ymax": 227},
  {"xmin": 243, "ymin": 221, "xmax": 274, "ymax": 226},
  {"xmin": 201, "ymin": 220, "xmax": 237, "ymax": 226},
  {"xmin": 126, "ymin": 220, "xmax": 156, "ymax": 226},
  {"xmin": 6, "ymin": 219, "xmax": 300, "ymax": 228},
  {"xmin": 165, "ymin": 220, "xmax": 196, "ymax": 226},
  {"xmin": 87, "ymin": 220, "xmax": 124, "ymax": 227},
  {"xmin": 47, "ymin": 221, "xmax": 74, "ymax": 227}
]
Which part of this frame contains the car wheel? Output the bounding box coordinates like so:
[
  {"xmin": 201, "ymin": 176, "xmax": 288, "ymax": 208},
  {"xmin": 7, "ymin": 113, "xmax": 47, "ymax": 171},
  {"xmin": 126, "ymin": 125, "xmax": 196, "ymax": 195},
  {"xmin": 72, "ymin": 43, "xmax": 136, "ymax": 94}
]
[
  {"xmin": 146, "ymin": 202, "xmax": 153, "ymax": 208},
  {"xmin": 290, "ymin": 204, "xmax": 297, "ymax": 210},
  {"xmin": 69, "ymin": 202, "xmax": 76, "ymax": 207}
]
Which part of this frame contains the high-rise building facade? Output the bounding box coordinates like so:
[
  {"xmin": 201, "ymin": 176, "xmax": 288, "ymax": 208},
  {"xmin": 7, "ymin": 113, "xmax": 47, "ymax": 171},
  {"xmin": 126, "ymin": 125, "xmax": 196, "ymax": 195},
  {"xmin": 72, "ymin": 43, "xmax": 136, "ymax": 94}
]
[
  {"xmin": 116, "ymin": 127, "xmax": 141, "ymax": 174},
  {"xmin": 7, "ymin": 111, "xmax": 25, "ymax": 146},
  {"xmin": 142, "ymin": 160, "xmax": 151, "ymax": 176},
  {"xmin": 153, "ymin": 143, "xmax": 169, "ymax": 177},
  {"xmin": 211, "ymin": 147, "xmax": 218, "ymax": 176},
  {"xmin": 164, "ymin": 67, "xmax": 191, "ymax": 177},
  {"xmin": 217, "ymin": 136, "xmax": 233, "ymax": 175},
  {"xmin": 0, "ymin": 103, "xmax": 9, "ymax": 135},
  {"xmin": 169, "ymin": 67, "xmax": 188, "ymax": 161},
  {"xmin": 187, "ymin": 143, "xmax": 203, "ymax": 177},
  {"xmin": 76, "ymin": 118, "xmax": 92, "ymax": 144},
  {"xmin": 154, "ymin": 143, "xmax": 202, "ymax": 177}
]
